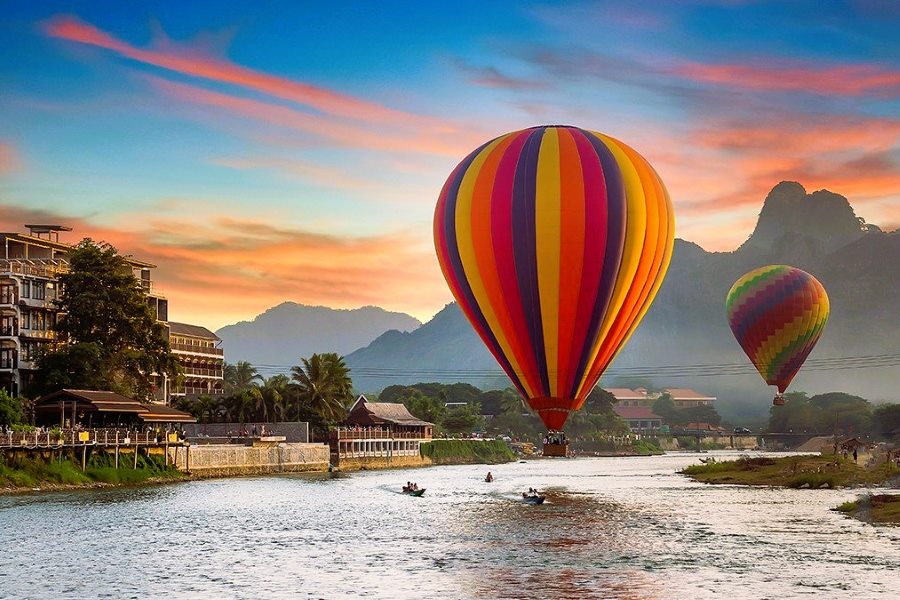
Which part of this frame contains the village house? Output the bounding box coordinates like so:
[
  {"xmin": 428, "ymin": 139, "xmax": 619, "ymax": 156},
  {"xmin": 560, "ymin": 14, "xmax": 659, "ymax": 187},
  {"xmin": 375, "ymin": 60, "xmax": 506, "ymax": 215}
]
[
  {"xmin": 612, "ymin": 405, "xmax": 664, "ymax": 432},
  {"xmin": 330, "ymin": 395, "xmax": 434, "ymax": 467}
]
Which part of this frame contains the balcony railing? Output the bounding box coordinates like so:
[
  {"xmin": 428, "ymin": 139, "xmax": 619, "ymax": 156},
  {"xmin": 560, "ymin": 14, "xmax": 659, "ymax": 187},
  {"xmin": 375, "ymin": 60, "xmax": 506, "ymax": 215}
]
[
  {"xmin": 171, "ymin": 343, "xmax": 224, "ymax": 356},
  {"xmin": 0, "ymin": 259, "xmax": 69, "ymax": 279},
  {"xmin": 19, "ymin": 329, "xmax": 55, "ymax": 340},
  {"xmin": 0, "ymin": 327, "xmax": 17, "ymax": 337},
  {"xmin": 332, "ymin": 427, "xmax": 432, "ymax": 441},
  {"xmin": 181, "ymin": 367, "xmax": 224, "ymax": 378},
  {"xmin": 176, "ymin": 387, "xmax": 225, "ymax": 396},
  {"xmin": 0, "ymin": 358, "xmax": 16, "ymax": 370}
]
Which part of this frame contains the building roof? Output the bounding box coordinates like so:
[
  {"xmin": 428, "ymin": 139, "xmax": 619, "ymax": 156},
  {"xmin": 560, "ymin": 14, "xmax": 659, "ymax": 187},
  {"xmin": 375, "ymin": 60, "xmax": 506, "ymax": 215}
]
[
  {"xmin": 35, "ymin": 389, "xmax": 196, "ymax": 423},
  {"xmin": 168, "ymin": 321, "xmax": 220, "ymax": 340},
  {"xmin": 36, "ymin": 389, "xmax": 149, "ymax": 413},
  {"xmin": 613, "ymin": 406, "xmax": 663, "ymax": 420},
  {"xmin": 347, "ymin": 395, "xmax": 433, "ymax": 427},
  {"xmin": 665, "ymin": 388, "xmax": 716, "ymax": 400},
  {"xmin": 139, "ymin": 403, "xmax": 197, "ymax": 423},
  {"xmin": 605, "ymin": 388, "xmax": 649, "ymax": 400},
  {"xmin": 0, "ymin": 232, "xmax": 157, "ymax": 268}
]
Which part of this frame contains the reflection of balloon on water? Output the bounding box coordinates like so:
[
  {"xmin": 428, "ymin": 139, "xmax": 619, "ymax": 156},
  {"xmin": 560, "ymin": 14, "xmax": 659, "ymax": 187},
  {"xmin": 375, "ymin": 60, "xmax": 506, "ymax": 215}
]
[
  {"xmin": 726, "ymin": 265, "xmax": 829, "ymax": 405},
  {"xmin": 434, "ymin": 125, "xmax": 675, "ymax": 431}
]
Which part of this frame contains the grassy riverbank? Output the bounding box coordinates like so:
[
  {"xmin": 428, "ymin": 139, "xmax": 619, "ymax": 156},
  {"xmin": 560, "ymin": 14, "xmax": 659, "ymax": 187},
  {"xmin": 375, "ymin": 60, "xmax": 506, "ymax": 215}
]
[
  {"xmin": 681, "ymin": 455, "xmax": 898, "ymax": 488},
  {"xmin": 0, "ymin": 453, "xmax": 185, "ymax": 494},
  {"xmin": 419, "ymin": 439, "xmax": 516, "ymax": 465},
  {"xmin": 835, "ymin": 494, "xmax": 900, "ymax": 525}
]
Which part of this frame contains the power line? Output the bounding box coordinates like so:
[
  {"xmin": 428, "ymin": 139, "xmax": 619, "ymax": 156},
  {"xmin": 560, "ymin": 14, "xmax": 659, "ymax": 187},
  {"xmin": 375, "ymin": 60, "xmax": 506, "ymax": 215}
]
[{"xmin": 241, "ymin": 352, "xmax": 900, "ymax": 380}]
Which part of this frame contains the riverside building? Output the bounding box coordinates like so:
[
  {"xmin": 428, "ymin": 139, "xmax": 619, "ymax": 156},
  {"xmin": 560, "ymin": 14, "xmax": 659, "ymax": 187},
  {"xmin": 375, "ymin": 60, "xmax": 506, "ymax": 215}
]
[{"xmin": 0, "ymin": 225, "xmax": 223, "ymax": 403}]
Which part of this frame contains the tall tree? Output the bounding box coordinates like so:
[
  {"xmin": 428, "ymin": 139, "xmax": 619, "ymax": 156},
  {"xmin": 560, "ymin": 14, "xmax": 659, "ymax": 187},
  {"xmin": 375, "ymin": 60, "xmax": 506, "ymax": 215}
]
[
  {"xmin": 32, "ymin": 239, "xmax": 178, "ymax": 400},
  {"xmin": 260, "ymin": 374, "xmax": 290, "ymax": 422},
  {"xmin": 223, "ymin": 361, "xmax": 262, "ymax": 393},
  {"xmin": 291, "ymin": 353, "xmax": 354, "ymax": 429}
]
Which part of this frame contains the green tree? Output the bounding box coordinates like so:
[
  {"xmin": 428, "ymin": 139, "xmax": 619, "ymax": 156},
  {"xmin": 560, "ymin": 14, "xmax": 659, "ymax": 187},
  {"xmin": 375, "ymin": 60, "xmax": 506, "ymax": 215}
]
[
  {"xmin": 873, "ymin": 404, "xmax": 900, "ymax": 440},
  {"xmin": 260, "ymin": 374, "xmax": 290, "ymax": 422},
  {"xmin": 224, "ymin": 361, "xmax": 262, "ymax": 393},
  {"xmin": 652, "ymin": 392, "xmax": 677, "ymax": 422},
  {"xmin": 0, "ymin": 390, "xmax": 24, "ymax": 426},
  {"xmin": 398, "ymin": 389, "xmax": 447, "ymax": 424},
  {"xmin": 32, "ymin": 239, "xmax": 178, "ymax": 400},
  {"xmin": 440, "ymin": 403, "xmax": 483, "ymax": 435},
  {"xmin": 291, "ymin": 353, "xmax": 354, "ymax": 432}
]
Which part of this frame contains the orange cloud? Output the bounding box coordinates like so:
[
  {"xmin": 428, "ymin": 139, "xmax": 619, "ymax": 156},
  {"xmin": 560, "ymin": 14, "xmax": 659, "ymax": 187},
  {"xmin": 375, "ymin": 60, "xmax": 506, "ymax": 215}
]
[
  {"xmin": 675, "ymin": 113, "xmax": 900, "ymax": 215},
  {"xmin": 0, "ymin": 142, "xmax": 21, "ymax": 174},
  {"xmin": 43, "ymin": 15, "xmax": 454, "ymax": 131},
  {"xmin": 673, "ymin": 60, "xmax": 900, "ymax": 97},
  {"xmin": 0, "ymin": 205, "xmax": 449, "ymax": 329}
]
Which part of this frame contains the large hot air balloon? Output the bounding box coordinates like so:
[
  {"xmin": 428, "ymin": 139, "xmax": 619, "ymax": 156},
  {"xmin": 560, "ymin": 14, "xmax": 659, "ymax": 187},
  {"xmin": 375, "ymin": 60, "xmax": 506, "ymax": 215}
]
[
  {"xmin": 434, "ymin": 125, "xmax": 674, "ymax": 434},
  {"xmin": 726, "ymin": 265, "xmax": 829, "ymax": 405}
]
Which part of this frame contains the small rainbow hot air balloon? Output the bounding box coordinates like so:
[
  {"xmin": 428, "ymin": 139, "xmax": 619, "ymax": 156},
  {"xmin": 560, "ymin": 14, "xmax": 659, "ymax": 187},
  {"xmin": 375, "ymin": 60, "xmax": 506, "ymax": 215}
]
[
  {"xmin": 725, "ymin": 265, "xmax": 829, "ymax": 405},
  {"xmin": 434, "ymin": 125, "xmax": 674, "ymax": 432}
]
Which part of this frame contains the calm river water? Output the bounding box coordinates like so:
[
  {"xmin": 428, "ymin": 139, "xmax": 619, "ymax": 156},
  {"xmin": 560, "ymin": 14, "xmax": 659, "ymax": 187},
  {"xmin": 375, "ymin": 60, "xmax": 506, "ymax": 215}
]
[{"xmin": 1, "ymin": 451, "xmax": 898, "ymax": 599}]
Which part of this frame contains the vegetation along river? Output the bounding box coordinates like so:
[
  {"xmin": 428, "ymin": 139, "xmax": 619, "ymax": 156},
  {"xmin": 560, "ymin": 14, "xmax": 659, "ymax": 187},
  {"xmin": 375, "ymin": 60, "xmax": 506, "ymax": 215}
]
[{"xmin": 1, "ymin": 452, "xmax": 897, "ymax": 599}]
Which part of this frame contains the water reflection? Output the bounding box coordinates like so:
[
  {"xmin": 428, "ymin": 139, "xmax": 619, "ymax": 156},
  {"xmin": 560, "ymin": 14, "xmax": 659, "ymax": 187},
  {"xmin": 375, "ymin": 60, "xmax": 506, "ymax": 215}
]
[{"xmin": 1, "ymin": 453, "xmax": 898, "ymax": 599}]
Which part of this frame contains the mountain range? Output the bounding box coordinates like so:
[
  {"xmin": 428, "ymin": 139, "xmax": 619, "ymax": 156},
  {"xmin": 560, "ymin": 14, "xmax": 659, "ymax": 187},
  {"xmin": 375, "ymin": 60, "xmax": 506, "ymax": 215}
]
[
  {"xmin": 345, "ymin": 182, "xmax": 900, "ymax": 421},
  {"xmin": 216, "ymin": 303, "xmax": 421, "ymax": 371}
]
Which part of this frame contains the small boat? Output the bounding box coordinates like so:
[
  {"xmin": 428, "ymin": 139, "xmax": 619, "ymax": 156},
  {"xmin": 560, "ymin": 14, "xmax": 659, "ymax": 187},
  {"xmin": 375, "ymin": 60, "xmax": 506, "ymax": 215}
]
[
  {"xmin": 522, "ymin": 494, "xmax": 545, "ymax": 505},
  {"xmin": 403, "ymin": 487, "xmax": 426, "ymax": 497}
]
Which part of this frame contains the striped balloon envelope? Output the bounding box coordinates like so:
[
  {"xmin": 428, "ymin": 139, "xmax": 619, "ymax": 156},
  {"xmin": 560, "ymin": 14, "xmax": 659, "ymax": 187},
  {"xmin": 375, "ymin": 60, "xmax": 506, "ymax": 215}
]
[
  {"xmin": 434, "ymin": 125, "xmax": 674, "ymax": 431},
  {"xmin": 726, "ymin": 265, "xmax": 829, "ymax": 395}
]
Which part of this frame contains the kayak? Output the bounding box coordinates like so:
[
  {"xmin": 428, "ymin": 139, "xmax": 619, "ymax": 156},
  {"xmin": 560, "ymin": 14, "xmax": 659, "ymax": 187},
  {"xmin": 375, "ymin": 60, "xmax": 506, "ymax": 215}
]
[{"xmin": 403, "ymin": 488, "xmax": 426, "ymax": 497}]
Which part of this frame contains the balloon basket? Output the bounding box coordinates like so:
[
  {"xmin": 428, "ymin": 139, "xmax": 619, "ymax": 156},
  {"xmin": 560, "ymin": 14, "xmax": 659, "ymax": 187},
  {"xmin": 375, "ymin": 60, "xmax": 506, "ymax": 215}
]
[
  {"xmin": 773, "ymin": 394, "xmax": 785, "ymax": 406},
  {"xmin": 542, "ymin": 442, "xmax": 569, "ymax": 457}
]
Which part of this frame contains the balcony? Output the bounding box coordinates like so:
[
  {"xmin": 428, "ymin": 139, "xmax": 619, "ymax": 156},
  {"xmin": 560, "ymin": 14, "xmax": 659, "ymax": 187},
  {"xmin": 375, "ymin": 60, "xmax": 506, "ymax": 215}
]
[
  {"xmin": 181, "ymin": 366, "xmax": 224, "ymax": 378},
  {"xmin": 0, "ymin": 259, "xmax": 69, "ymax": 279},
  {"xmin": 19, "ymin": 329, "xmax": 55, "ymax": 340},
  {"xmin": 171, "ymin": 342, "xmax": 224, "ymax": 356}
]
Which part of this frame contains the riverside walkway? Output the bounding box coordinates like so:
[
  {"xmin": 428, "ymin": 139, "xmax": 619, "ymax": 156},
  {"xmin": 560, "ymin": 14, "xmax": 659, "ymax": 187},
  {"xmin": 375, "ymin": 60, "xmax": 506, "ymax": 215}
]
[{"xmin": 1, "ymin": 428, "xmax": 187, "ymax": 470}]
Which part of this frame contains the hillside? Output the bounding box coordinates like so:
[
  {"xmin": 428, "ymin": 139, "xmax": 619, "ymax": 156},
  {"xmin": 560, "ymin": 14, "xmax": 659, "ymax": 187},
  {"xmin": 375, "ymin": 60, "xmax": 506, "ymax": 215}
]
[
  {"xmin": 216, "ymin": 303, "xmax": 421, "ymax": 368},
  {"xmin": 346, "ymin": 182, "xmax": 900, "ymax": 421}
]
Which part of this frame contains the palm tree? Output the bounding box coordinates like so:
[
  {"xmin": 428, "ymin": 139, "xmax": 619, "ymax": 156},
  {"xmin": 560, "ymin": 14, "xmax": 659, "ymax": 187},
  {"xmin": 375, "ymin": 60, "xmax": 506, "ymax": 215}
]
[
  {"xmin": 291, "ymin": 353, "xmax": 354, "ymax": 426},
  {"xmin": 260, "ymin": 375, "xmax": 289, "ymax": 422},
  {"xmin": 224, "ymin": 361, "xmax": 262, "ymax": 393}
]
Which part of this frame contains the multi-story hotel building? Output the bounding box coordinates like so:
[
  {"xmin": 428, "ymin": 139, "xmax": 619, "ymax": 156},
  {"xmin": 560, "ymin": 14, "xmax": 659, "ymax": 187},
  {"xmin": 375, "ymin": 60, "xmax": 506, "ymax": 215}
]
[
  {"xmin": 0, "ymin": 225, "xmax": 222, "ymax": 403},
  {"xmin": 168, "ymin": 322, "xmax": 225, "ymax": 399}
]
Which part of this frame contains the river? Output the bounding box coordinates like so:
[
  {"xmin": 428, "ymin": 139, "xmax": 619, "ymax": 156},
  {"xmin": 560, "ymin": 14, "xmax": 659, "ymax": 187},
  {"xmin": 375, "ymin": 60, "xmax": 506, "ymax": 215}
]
[{"xmin": 1, "ymin": 451, "xmax": 897, "ymax": 599}]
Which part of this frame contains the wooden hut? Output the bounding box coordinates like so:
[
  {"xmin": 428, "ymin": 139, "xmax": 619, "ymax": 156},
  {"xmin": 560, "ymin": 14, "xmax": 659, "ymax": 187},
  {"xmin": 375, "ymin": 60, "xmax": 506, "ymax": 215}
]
[{"xmin": 34, "ymin": 389, "xmax": 196, "ymax": 428}]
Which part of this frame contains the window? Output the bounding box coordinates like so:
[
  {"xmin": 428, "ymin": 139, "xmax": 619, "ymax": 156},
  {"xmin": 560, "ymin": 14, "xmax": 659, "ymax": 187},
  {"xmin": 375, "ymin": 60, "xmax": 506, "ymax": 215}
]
[
  {"xmin": 21, "ymin": 280, "xmax": 30, "ymax": 298},
  {"xmin": 21, "ymin": 311, "xmax": 30, "ymax": 329},
  {"xmin": 33, "ymin": 281, "xmax": 45, "ymax": 300}
]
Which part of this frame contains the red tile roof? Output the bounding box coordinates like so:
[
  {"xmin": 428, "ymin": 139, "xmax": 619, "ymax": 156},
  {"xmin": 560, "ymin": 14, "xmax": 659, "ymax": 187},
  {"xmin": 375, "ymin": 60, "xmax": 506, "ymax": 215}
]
[
  {"xmin": 664, "ymin": 388, "xmax": 716, "ymax": 400},
  {"xmin": 605, "ymin": 388, "xmax": 649, "ymax": 400}
]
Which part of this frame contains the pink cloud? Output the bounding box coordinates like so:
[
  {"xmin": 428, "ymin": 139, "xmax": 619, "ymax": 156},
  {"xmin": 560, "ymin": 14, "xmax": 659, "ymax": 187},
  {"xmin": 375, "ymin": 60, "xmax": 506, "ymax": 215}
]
[
  {"xmin": 672, "ymin": 59, "xmax": 900, "ymax": 97},
  {"xmin": 0, "ymin": 142, "xmax": 22, "ymax": 174},
  {"xmin": 43, "ymin": 15, "xmax": 455, "ymax": 130},
  {"xmin": 147, "ymin": 76, "xmax": 477, "ymax": 157}
]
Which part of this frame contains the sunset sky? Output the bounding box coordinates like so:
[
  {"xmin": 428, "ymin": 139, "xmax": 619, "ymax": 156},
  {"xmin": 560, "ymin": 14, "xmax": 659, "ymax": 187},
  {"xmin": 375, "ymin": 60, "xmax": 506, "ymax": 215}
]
[{"xmin": 1, "ymin": 1, "xmax": 898, "ymax": 329}]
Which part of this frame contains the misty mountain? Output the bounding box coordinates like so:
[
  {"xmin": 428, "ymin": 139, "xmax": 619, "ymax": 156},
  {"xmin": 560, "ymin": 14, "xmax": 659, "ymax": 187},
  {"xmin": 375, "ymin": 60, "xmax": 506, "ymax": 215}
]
[
  {"xmin": 216, "ymin": 303, "xmax": 421, "ymax": 370},
  {"xmin": 346, "ymin": 182, "xmax": 900, "ymax": 422}
]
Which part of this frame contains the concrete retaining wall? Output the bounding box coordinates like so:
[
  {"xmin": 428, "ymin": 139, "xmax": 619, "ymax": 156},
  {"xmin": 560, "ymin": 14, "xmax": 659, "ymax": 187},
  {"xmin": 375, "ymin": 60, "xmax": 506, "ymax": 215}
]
[
  {"xmin": 336, "ymin": 454, "xmax": 433, "ymax": 471},
  {"xmin": 170, "ymin": 443, "xmax": 329, "ymax": 477}
]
